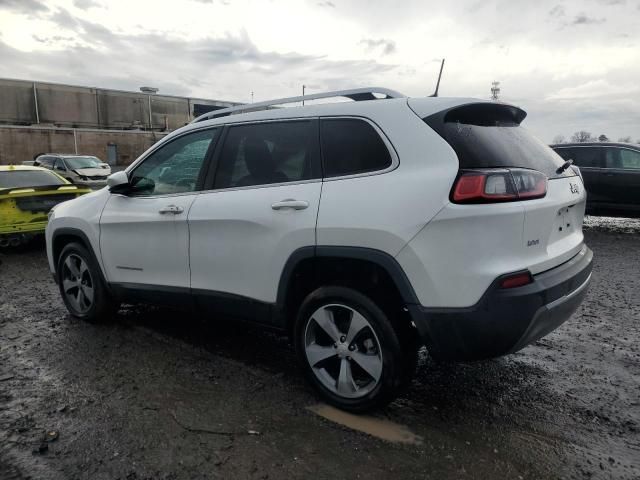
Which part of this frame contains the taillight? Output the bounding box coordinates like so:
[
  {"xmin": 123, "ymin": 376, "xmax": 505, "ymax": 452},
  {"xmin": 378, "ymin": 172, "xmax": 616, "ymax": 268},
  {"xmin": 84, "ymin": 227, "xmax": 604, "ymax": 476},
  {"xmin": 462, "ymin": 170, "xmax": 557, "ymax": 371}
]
[
  {"xmin": 452, "ymin": 168, "xmax": 547, "ymax": 204},
  {"xmin": 500, "ymin": 271, "xmax": 533, "ymax": 289}
]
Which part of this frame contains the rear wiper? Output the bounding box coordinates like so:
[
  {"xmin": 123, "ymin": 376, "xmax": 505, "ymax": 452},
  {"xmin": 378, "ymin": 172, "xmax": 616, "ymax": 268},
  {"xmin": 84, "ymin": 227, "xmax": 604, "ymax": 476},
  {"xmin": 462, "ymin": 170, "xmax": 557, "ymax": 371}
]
[{"xmin": 556, "ymin": 159, "xmax": 573, "ymax": 174}]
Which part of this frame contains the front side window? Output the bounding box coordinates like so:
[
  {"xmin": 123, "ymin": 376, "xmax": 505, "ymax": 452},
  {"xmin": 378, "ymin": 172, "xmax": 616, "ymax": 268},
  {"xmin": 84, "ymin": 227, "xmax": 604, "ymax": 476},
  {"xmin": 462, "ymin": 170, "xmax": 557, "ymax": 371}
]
[
  {"xmin": 320, "ymin": 118, "xmax": 392, "ymax": 178},
  {"xmin": 129, "ymin": 128, "xmax": 218, "ymax": 196},
  {"xmin": 54, "ymin": 159, "xmax": 66, "ymax": 171},
  {"xmin": 214, "ymin": 121, "xmax": 319, "ymax": 189}
]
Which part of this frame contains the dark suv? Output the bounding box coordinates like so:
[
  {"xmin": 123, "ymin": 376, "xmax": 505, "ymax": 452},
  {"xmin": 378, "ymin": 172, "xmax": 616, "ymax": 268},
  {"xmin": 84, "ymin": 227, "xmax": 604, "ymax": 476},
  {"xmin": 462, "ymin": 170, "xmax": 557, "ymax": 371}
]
[{"xmin": 551, "ymin": 142, "xmax": 640, "ymax": 218}]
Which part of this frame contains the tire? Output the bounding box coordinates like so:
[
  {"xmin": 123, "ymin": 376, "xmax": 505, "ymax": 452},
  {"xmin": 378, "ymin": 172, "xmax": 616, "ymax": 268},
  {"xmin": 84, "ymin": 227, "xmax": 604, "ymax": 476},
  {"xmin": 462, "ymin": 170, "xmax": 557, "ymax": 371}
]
[
  {"xmin": 294, "ymin": 286, "xmax": 412, "ymax": 412},
  {"xmin": 57, "ymin": 242, "xmax": 118, "ymax": 322}
]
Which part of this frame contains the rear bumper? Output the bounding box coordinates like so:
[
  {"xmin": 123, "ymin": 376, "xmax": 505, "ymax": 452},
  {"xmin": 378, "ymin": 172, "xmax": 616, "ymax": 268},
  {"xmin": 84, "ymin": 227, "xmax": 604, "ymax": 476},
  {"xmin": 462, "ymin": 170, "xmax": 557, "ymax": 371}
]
[{"xmin": 409, "ymin": 245, "xmax": 593, "ymax": 361}]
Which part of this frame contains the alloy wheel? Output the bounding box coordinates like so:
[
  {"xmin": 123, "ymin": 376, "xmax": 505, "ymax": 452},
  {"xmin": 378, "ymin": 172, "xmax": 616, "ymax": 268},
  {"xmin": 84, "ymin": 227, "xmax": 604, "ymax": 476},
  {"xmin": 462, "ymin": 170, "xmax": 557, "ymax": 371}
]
[
  {"xmin": 61, "ymin": 254, "xmax": 94, "ymax": 314},
  {"xmin": 304, "ymin": 303, "xmax": 383, "ymax": 399}
]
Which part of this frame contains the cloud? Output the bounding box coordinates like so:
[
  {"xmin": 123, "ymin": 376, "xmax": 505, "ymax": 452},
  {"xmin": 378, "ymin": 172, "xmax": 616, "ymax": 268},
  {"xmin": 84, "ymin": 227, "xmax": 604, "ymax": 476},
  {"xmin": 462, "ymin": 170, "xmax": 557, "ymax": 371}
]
[
  {"xmin": 0, "ymin": 0, "xmax": 48, "ymax": 14},
  {"xmin": 546, "ymin": 79, "xmax": 640, "ymax": 101},
  {"xmin": 1, "ymin": 0, "xmax": 638, "ymax": 141},
  {"xmin": 0, "ymin": 16, "xmax": 397, "ymax": 102},
  {"xmin": 359, "ymin": 38, "xmax": 396, "ymax": 56},
  {"xmin": 548, "ymin": 5, "xmax": 565, "ymax": 17},
  {"xmin": 72, "ymin": 0, "xmax": 102, "ymax": 9},
  {"xmin": 572, "ymin": 14, "xmax": 606, "ymax": 25}
]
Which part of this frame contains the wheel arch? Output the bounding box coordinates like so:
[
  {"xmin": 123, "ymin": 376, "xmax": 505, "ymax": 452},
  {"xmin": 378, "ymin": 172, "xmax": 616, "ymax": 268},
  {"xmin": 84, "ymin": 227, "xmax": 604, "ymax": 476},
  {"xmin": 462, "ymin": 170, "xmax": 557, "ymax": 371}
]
[
  {"xmin": 276, "ymin": 246, "xmax": 421, "ymax": 338},
  {"xmin": 51, "ymin": 228, "xmax": 108, "ymax": 287}
]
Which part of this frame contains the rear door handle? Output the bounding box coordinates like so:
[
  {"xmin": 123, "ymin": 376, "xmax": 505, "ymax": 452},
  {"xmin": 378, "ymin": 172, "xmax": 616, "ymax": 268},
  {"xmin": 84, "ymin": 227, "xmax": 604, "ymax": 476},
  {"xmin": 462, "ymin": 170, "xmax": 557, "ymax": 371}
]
[
  {"xmin": 159, "ymin": 205, "xmax": 184, "ymax": 214},
  {"xmin": 271, "ymin": 199, "xmax": 309, "ymax": 210}
]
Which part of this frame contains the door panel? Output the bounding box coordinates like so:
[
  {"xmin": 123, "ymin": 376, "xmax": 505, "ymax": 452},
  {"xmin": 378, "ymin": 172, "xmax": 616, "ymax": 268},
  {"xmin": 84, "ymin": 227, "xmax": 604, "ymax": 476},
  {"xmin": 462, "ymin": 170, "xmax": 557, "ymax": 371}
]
[
  {"xmin": 189, "ymin": 182, "xmax": 321, "ymax": 304},
  {"xmin": 100, "ymin": 194, "xmax": 196, "ymax": 287}
]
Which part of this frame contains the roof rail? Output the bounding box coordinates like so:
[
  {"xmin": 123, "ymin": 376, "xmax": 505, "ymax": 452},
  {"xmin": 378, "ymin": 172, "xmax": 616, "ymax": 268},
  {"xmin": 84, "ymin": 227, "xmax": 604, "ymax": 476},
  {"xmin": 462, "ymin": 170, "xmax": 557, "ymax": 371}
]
[{"xmin": 191, "ymin": 87, "xmax": 406, "ymax": 123}]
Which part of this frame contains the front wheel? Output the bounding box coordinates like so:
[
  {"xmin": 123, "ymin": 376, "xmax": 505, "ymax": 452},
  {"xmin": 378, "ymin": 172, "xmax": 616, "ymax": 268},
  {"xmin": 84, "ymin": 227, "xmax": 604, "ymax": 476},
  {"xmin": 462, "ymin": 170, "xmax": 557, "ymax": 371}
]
[
  {"xmin": 57, "ymin": 242, "xmax": 118, "ymax": 322},
  {"xmin": 294, "ymin": 286, "xmax": 409, "ymax": 412}
]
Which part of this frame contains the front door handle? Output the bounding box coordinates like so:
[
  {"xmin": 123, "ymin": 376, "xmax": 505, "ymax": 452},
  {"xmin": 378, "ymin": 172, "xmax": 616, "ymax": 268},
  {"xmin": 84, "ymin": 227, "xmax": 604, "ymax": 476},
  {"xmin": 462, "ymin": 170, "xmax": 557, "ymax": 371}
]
[
  {"xmin": 159, "ymin": 205, "xmax": 184, "ymax": 214},
  {"xmin": 271, "ymin": 199, "xmax": 309, "ymax": 210}
]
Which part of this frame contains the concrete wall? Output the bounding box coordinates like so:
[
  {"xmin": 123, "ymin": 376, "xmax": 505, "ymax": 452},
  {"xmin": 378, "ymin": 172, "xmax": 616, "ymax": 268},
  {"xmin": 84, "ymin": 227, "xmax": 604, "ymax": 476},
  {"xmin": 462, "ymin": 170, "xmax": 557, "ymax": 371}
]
[
  {"xmin": 0, "ymin": 78, "xmax": 240, "ymax": 131},
  {"xmin": 0, "ymin": 126, "xmax": 167, "ymax": 166}
]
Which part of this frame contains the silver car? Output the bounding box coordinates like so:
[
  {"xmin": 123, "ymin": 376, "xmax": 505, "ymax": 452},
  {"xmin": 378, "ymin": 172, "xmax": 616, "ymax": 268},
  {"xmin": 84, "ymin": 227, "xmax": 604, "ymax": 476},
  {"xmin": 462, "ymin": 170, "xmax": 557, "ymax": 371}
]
[{"xmin": 34, "ymin": 154, "xmax": 111, "ymax": 188}]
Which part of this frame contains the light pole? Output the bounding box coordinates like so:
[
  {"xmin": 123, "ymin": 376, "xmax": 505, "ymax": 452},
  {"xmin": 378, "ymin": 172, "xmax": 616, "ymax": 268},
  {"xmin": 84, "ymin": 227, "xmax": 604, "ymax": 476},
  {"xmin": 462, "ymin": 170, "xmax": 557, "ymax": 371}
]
[{"xmin": 140, "ymin": 86, "xmax": 159, "ymax": 130}]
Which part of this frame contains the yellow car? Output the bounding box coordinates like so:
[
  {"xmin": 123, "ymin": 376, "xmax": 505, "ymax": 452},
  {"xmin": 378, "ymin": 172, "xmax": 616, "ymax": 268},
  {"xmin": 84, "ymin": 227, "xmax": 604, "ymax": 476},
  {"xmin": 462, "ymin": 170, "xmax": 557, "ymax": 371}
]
[{"xmin": 0, "ymin": 165, "xmax": 92, "ymax": 247}]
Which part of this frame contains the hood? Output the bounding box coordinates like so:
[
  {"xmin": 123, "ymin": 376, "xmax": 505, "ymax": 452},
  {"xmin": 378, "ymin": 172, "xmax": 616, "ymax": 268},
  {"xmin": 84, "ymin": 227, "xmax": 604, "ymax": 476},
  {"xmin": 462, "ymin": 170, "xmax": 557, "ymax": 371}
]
[{"xmin": 74, "ymin": 167, "xmax": 111, "ymax": 176}]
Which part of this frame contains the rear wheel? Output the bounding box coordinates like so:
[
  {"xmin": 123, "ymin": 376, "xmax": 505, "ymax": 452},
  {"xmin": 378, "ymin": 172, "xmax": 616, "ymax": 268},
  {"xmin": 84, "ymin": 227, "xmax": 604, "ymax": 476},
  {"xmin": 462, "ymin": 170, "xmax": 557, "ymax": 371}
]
[
  {"xmin": 295, "ymin": 286, "xmax": 412, "ymax": 412},
  {"xmin": 57, "ymin": 242, "xmax": 118, "ymax": 322}
]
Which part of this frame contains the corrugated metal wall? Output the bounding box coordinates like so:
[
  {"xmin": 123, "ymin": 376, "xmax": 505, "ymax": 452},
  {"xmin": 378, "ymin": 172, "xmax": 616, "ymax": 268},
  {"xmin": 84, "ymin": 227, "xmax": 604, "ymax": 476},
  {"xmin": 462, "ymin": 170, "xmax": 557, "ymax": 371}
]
[{"xmin": 0, "ymin": 78, "xmax": 240, "ymax": 131}]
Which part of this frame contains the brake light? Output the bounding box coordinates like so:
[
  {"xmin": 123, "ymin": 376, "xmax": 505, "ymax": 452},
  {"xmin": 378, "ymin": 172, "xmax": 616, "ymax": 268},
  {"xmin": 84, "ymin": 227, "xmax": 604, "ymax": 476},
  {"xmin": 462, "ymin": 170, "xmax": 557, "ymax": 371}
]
[
  {"xmin": 452, "ymin": 168, "xmax": 547, "ymax": 204},
  {"xmin": 500, "ymin": 271, "xmax": 533, "ymax": 289}
]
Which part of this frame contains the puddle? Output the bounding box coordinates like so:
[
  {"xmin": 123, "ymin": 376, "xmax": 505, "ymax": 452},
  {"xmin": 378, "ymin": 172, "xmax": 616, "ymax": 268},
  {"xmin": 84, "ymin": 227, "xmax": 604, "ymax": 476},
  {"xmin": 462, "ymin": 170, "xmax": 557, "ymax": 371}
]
[{"xmin": 307, "ymin": 404, "xmax": 423, "ymax": 445}]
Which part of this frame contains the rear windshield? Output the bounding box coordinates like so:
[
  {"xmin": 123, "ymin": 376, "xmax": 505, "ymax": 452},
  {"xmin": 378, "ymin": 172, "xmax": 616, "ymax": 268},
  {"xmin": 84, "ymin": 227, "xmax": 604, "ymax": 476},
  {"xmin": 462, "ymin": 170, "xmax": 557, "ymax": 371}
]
[
  {"xmin": 424, "ymin": 103, "xmax": 574, "ymax": 179},
  {"xmin": 0, "ymin": 170, "xmax": 65, "ymax": 189}
]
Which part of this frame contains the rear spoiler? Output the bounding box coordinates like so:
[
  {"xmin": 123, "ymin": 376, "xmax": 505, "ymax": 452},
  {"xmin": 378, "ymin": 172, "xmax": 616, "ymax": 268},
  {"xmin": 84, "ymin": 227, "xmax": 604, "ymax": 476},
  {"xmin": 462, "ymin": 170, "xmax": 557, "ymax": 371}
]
[{"xmin": 425, "ymin": 102, "xmax": 527, "ymax": 133}]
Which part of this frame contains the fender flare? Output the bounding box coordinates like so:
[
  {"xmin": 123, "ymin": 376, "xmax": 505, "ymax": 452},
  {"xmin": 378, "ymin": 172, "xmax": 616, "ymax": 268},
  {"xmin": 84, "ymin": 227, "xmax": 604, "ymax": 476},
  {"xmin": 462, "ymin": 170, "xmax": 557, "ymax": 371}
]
[
  {"xmin": 275, "ymin": 245, "xmax": 420, "ymax": 311},
  {"xmin": 51, "ymin": 227, "xmax": 109, "ymax": 288}
]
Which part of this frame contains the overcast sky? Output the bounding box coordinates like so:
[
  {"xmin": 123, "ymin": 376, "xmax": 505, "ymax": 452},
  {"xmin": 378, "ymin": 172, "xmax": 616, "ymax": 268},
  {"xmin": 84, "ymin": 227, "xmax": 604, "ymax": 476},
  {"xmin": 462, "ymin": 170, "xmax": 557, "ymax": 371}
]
[{"xmin": 0, "ymin": 0, "xmax": 638, "ymax": 142}]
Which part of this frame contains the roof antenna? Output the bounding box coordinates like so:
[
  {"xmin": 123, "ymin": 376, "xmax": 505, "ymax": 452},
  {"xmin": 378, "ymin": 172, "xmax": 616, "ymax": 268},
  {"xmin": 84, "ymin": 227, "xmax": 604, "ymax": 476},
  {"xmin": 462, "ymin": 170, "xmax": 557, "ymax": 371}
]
[{"xmin": 430, "ymin": 58, "xmax": 445, "ymax": 97}]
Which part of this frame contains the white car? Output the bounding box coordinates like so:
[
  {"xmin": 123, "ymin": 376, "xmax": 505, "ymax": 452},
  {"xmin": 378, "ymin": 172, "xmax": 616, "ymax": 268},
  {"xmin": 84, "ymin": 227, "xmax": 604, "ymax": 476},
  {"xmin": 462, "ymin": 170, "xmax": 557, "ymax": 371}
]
[{"xmin": 46, "ymin": 87, "xmax": 593, "ymax": 411}]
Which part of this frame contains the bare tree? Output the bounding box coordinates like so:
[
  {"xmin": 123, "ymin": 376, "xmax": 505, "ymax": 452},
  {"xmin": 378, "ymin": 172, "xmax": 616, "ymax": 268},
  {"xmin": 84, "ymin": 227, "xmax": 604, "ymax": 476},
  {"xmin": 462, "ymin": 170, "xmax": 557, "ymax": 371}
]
[
  {"xmin": 598, "ymin": 134, "xmax": 609, "ymax": 142},
  {"xmin": 552, "ymin": 135, "xmax": 566, "ymax": 144},
  {"xmin": 571, "ymin": 131, "xmax": 592, "ymax": 143},
  {"xmin": 618, "ymin": 136, "xmax": 632, "ymax": 143}
]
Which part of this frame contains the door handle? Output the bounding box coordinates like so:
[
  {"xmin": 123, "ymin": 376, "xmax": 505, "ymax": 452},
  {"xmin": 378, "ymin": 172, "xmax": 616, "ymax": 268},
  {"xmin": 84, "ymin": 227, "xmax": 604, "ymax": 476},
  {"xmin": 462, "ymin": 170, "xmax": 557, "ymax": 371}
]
[
  {"xmin": 158, "ymin": 205, "xmax": 184, "ymax": 214},
  {"xmin": 271, "ymin": 199, "xmax": 309, "ymax": 210}
]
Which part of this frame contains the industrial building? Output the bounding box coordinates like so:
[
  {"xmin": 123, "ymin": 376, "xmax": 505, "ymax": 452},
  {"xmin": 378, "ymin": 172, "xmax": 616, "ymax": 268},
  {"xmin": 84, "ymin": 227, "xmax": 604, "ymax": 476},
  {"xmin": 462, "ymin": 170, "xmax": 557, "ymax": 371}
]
[{"xmin": 0, "ymin": 78, "xmax": 241, "ymax": 165}]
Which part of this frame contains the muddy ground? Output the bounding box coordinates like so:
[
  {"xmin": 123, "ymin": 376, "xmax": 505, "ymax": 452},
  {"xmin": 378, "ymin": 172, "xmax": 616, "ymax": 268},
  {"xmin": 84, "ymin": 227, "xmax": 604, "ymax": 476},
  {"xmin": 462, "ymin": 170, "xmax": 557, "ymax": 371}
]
[{"xmin": 1, "ymin": 217, "xmax": 638, "ymax": 479}]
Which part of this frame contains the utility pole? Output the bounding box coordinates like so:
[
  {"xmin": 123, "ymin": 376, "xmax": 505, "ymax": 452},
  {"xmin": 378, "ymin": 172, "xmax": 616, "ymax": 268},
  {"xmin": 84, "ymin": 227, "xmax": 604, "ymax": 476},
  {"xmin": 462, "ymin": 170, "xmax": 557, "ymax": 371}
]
[
  {"xmin": 251, "ymin": 91, "xmax": 254, "ymax": 103},
  {"xmin": 302, "ymin": 85, "xmax": 306, "ymax": 106},
  {"xmin": 490, "ymin": 81, "xmax": 500, "ymax": 101}
]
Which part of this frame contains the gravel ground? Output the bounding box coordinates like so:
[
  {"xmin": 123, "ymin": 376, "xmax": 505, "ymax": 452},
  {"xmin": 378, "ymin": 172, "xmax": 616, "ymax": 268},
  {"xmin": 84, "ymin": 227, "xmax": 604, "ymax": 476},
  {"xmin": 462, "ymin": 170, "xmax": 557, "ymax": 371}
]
[{"xmin": 0, "ymin": 216, "xmax": 638, "ymax": 480}]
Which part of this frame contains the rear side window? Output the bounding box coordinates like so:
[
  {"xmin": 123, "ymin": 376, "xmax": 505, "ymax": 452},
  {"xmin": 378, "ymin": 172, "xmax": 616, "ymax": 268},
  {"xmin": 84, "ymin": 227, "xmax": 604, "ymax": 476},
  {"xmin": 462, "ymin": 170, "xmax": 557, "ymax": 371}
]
[
  {"xmin": 37, "ymin": 157, "xmax": 54, "ymax": 168},
  {"xmin": 557, "ymin": 147, "xmax": 603, "ymax": 168},
  {"xmin": 425, "ymin": 103, "xmax": 572, "ymax": 179},
  {"xmin": 320, "ymin": 118, "xmax": 392, "ymax": 178},
  {"xmin": 214, "ymin": 120, "xmax": 319, "ymax": 189}
]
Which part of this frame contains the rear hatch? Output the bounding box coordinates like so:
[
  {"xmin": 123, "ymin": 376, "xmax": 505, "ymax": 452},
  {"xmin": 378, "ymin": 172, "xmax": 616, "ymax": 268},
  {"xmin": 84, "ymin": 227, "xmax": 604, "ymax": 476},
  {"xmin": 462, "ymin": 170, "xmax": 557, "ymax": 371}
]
[
  {"xmin": 413, "ymin": 100, "xmax": 586, "ymax": 274},
  {"xmin": 0, "ymin": 185, "xmax": 89, "ymax": 234}
]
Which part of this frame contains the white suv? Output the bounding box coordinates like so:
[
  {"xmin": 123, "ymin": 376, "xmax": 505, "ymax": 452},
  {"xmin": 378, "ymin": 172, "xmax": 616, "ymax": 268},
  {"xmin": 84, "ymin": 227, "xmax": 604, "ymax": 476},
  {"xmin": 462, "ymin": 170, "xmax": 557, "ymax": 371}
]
[{"xmin": 46, "ymin": 88, "xmax": 593, "ymax": 411}]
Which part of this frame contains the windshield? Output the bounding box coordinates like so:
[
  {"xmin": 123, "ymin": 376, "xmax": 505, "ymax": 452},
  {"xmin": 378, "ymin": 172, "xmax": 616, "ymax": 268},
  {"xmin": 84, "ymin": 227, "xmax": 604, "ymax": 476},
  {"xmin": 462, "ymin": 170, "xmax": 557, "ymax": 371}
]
[
  {"xmin": 64, "ymin": 156, "xmax": 103, "ymax": 169},
  {"xmin": 0, "ymin": 170, "xmax": 66, "ymax": 189}
]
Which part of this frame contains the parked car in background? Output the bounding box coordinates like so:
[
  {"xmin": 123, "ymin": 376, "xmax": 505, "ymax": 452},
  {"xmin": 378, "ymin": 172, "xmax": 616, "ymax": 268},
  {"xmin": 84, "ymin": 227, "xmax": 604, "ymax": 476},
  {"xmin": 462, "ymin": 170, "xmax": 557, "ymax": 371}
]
[
  {"xmin": 46, "ymin": 88, "xmax": 592, "ymax": 411},
  {"xmin": 34, "ymin": 154, "xmax": 111, "ymax": 189},
  {"xmin": 0, "ymin": 165, "xmax": 91, "ymax": 247},
  {"xmin": 551, "ymin": 142, "xmax": 640, "ymax": 218}
]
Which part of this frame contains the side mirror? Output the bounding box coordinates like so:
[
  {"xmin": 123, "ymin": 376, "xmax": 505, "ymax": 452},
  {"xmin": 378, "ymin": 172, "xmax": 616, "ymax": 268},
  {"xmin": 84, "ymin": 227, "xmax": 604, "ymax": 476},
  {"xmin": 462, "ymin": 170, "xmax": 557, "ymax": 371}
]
[{"xmin": 107, "ymin": 171, "xmax": 130, "ymax": 193}]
